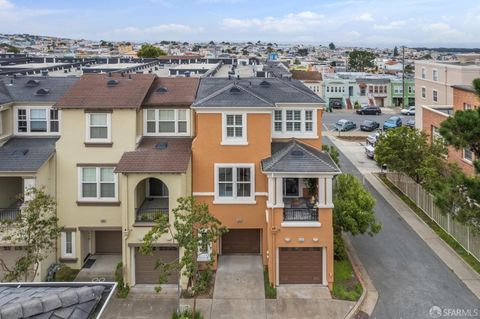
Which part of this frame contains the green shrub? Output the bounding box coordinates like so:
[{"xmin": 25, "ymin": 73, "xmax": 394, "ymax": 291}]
[
  {"xmin": 334, "ymin": 232, "xmax": 347, "ymax": 261},
  {"xmin": 171, "ymin": 309, "xmax": 203, "ymax": 319},
  {"xmin": 115, "ymin": 262, "xmax": 130, "ymax": 298},
  {"xmin": 264, "ymin": 268, "xmax": 277, "ymax": 299},
  {"xmin": 53, "ymin": 265, "xmax": 79, "ymax": 282}
]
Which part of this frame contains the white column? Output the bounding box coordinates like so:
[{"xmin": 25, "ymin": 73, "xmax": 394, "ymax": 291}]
[
  {"xmin": 318, "ymin": 177, "xmax": 326, "ymax": 207},
  {"xmin": 326, "ymin": 177, "xmax": 333, "ymax": 206},
  {"xmin": 267, "ymin": 177, "xmax": 275, "ymax": 207},
  {"xmin": 275, "ymin": 177, "xmax": 284, "ymax": 207}
]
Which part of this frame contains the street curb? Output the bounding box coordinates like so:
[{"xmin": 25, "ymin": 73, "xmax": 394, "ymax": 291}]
[{"xmin": 343, "ymin": 235, "xmax": 378, "ymax": 319}]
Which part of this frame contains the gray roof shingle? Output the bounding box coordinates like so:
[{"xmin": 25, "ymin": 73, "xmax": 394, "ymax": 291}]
[
  {"xmin": 0, "ymin": 81, "xmax": 12, "ymax": 105},
  {"xmin": 193, "ymin": 77, "xmax": 325, "ymax": 107},
  {"xmin": 0, "ymin": 76, "xmax": 79, "ymax": 103},
  {"xmin": 0, "ymin": 137, "xmax": 58, "ymax": 173},
  {"xmin": 262, "ymin": 139, "xmax": 341, "ymax": 173}
]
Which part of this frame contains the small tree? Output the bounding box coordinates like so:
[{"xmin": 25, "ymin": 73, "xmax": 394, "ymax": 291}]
[
  {"xmin": 375, "ymin": 126, "xmax": 446, "ymax": 183},
  {"xmin": 329, "ymin": 42, "xmax": 336, "ymax": 50},
  {"xmin": 333, "ymin": 174, "xmax": 381, "ymax": 237},
  {"xmin": 141, "ymin": 196, "xmax": 227, "ymax": 318},
  {"xmin": 348, "ymin": 50, "xmax": 376, "ymax": 72},
  {"xmin": 0, "ymin": 187, "xmax": 62, "ymax": 282},
  {"xmin": 137, "ymin": 44, "xmax": 167, "ymax": 58}
]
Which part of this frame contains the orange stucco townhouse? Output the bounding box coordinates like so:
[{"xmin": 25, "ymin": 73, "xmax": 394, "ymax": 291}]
[{"xmin": 191, "ymin": 77, "xmax": 340, "ymax": 290}]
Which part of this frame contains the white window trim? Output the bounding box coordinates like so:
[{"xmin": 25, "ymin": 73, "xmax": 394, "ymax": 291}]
[
  {"xmin": 421, "ymin": 67, "xmax": 426, "ymax": 79},
  {"xmin": 214, "ymin": 163, "xmax": 255, "ymax": 204},
  {"xmin": 85, "ymin": 113, "xmax": 111, "ymax": 143},
  {"xmin": 14, "ymin": 105, "xmax": 61, "ymax": 136},
  {"xmin": 221, "ymin": 112, "xmax": 248, "ymax": 145},
  {"xmin": 77, "ymin": 167, "xmax": 119, "ymax": 202},
  {"xmin": 143, "ymin": 109, "xmax": 191, "ymax": 136},
  {"xmin": 61, "ymin": 231, "xmax": 76, "ymax": 258},
  {"xmin": 463, "ymin": 148, "xmax": 473, "ymax": 163},
  {"xmin": 271, "ymin": 108, "xmax": 318, "ymax": 139},
  {"xmin": 432, "ymin": 68, "xmax": 438, "ymax": 82},
  {"xmin": 421, "ymin": 86, "xmax": 426, "ymax": 99},
  {"xmin": 432, "ymin": 89, "xmax": 438, "ymax": 103}
]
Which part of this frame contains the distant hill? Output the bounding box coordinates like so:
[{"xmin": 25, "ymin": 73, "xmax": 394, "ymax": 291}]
[{"xmin": 412, "ymin": 47, "xmax": 480, "ymax": 53}]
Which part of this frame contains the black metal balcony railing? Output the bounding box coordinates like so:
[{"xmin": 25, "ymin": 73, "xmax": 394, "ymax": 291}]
[
  {"xmin": 0, "ymin": 208, "xmax": 21, "ymax": 221},
  {"xmin": 283, "ymin": 208, "xmax": 319, "ymax": 222},
  {"xmin": 135, "ymin": 207, "xmax": 169, "ymax": 223}
]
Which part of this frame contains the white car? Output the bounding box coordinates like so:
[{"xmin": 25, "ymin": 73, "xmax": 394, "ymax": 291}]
[
  {"xmin": 365, "ymin": 133, "xmax": 380, "ymax": 159},
  {"xmin": 401, "ymin": 106, "xmax": 416, "ymax": 116}
]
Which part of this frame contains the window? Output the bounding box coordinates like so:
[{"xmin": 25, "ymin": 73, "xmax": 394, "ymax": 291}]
[
  {"xmin": 61, "ymin": 231, "xmax": 76, "ymax": 258},
  {"xmin": 15, "ymin": 107, "xmax": 60, "ymax": 134},
  {"xmin": 421, "ymin": 87, "xmax": 426, "ymax": 99},
  {"xmin": 272, "ymin": 109, "xmax": 316, "ymax": 136},
  {"xmin": 421, "ymin": 67, "xmax": 426, "ymax": 79},
  {"xmin": 197, "ymin": 229, "xmax": 212, "ymax": 262},
  {"xmin": 284, "ymin": 178, "xmax": 299, "ymax": 197},
  {"xmin": 463, "ymin": 148, "xmax": 473, "ymax": 162},
  {"xmin": 144, "ymin": 109, "xmax": 190, "ymax": 136},
  {"xmin": 433, "ymin": 90, "xmax": 438, "ymax": 102},
  {"xmin": 222, "ymin": 113, "xmax": 246, "ymax": 145},
  {"xmin": 408, "ymin": 86, "xmax": 413, "ymax": 94},
  {"xmin": 432, "ymin": 69, "xmax": 438, "ymax": 81},
  {"xmin": 215, "ymin": 164, "xmax": 254, "ymax": 203},
  {"xmin": 464, "ymin": 103, "xmax": 472, "ymax": 110},
  {"xmin": 78, "ymin": 167, "xmax": 117, "ymax": 201},
  {"xmin": 86, "ymin": 113, "xmax": 110, "ymax": 142}
]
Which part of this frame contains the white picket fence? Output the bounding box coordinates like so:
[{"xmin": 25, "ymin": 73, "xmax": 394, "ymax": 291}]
[{"xmin": 385, "ymin": 172, "xmax": 480, "ymax": 263}]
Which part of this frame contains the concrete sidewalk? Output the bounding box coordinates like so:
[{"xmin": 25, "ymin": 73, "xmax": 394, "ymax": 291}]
[{"xmin": 367, "ymin": 173, "xmax": 480, "ymax": 299}]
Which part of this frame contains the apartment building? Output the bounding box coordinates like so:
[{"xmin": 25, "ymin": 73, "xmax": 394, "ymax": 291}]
[
  {"xmin": 291, "ymin": 70, "xmax": 323, "ymax": 96},
  {"xmin": 191, "ymin": 78, "xmax": 340, "ymax": 289},
  {"xmin": 414, "ymin": 55, "xmax": 480, "ymax": 109},
  {"xmin": 420, "ymin": 85, "xmax": 478, "ymax": 176},
  {"xmin": 0, "ymin": 76, "xmax": 78, "ymax": 281}
]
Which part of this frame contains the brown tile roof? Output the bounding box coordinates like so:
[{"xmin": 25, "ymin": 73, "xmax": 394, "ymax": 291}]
[
  {"xmin": 291, "ymin": 70, "xmax": 322, "ymax": 81},
  {"xmin": 115, "ymin": 137, "xmax": 192, "ymax": 173},
  {"xmin": 54, "ymin": 73, "xmax": 155, "ymax": 109},
  {"xmin": 143, "ymin": 77, "xmax": 199, "ymax": 107}
]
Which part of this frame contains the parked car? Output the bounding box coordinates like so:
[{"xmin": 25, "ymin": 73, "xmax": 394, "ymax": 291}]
[
  {"xmin": 400, "ymin": 106, "xmax": 416, "ymax": 116},
  {"xmin": 365, "ymin": 132, "xmax": 381, "ymax": 159},
  {"xmin": 405, "ymin": 119, "xmax": 415, "ymax": 128},
  {"xmin": 335, "ymin": 119, "xmax": 357, "ymax": 131},
  {"xmin": 330, "ymin": 100, "xmax": 343, "ymax": 109},
  {"xmin": 383, "ymin": 116, "xmax": 402, "ymax": 130},
  {"xmin": 360, "ymin": 120, "xmax": 380, "ymax": 132},
  {"xmin": 356, "ymin": 105, "xmax": 382, "ymax": 115}
]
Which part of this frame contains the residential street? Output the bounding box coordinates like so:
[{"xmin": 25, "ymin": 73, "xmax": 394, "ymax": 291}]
[{"xmin": 324, "ymin": 137, "xmax": 480, "ymax": 319}]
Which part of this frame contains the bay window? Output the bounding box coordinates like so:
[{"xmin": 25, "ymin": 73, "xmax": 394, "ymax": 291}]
[{"xmin": 272, "ymin": 109, "xmax": 316, "ymax": 136}]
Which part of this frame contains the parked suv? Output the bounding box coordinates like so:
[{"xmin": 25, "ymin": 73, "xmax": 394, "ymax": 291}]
[
  {"xmin": 383, "ymin": 116, "xmax": 402, "ymax": 130},
  {"xmin": 356, "ymin": 105, "xmax": 381, "ymax": 115},
  {"xmin": 335, "ymin": 119, "xmax": 356, "ymax": 131}
]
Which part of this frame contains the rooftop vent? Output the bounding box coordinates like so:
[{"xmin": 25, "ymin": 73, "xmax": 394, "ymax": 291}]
[
  {"xmin": 259, "ymin": 80, "xmax": 271, "ymax": 87},
  {"xmin": 25, "ymin": 79, "xmax": 40, "ymax": 88},
  {"xmin": 35, "ymin": 88, "xmax": 50, "ymax": 95},
  {"xmin": 11, "ymin": 149, "xmax": 29, "ymax": 159},
  {"xmin": 155, "ymin": 142, "xmax": 168, "ymax": 150},
  {"xmin": 229, "ymin": 87, "xmax": 241, "ymax": 95},
  {"xmin": 156, "ymin": 86, "xmax": 168, "ymax": 93},
  {"xmin": 291, "ymin": 150, "xmax": 304, "ymax": 157},
  {"xmin": 107, "ymin": 79, "xmax": 119, "ymax": 87}
]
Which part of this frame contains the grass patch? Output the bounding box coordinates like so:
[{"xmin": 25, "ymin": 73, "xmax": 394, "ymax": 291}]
[
  {"xmin": 264, "ymin": 268, "xmax": 277, "ymax": 299},
  {"xmin": 332, "ymin": 259, "xmax": 363, "ymax": 301},
  {"xmin": 53, "ymin": 265, "xmax": 80, "ymax": 282},
  {"xmin": 171, "ymin": 309, "xmax": 203, "ymax": 319},
  {"xmin": 378, "ymin": 173, "xmax": 480, "ymax": 275}
]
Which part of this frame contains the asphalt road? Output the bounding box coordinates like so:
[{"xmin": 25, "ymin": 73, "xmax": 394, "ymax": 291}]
[
  {"xmin": 322, "ymin": 110, "xmax": 413, "ymax": 132},
  {"xmin": 323, "ymin": 137, "xmax": 480, "ymax": 319}
]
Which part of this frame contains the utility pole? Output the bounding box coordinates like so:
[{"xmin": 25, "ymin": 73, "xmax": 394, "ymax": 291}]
[{"xmin": 402, "ymin": 46, "xmax": 406, "ymax": 108}]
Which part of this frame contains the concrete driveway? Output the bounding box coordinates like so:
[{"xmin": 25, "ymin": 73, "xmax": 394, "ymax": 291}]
[{"xmin": 74, "ymin": 254, "xmax": 121, "ymax": 282}]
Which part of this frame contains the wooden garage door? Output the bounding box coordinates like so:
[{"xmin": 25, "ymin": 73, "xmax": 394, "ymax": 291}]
[
  {"xmin": 95, "ymin": 231, "xmax": 122, "ymax": 254},
  {"xmin": 279, "ymin": 247, "xmax": 323, "ymax": 284},
  {"xmin": 135, "ymin": 247, "xmax": 179, "ymax": 284},
  {"xmin": 222, "ymin": 229, "xmax": 260, "ymax": 254}
]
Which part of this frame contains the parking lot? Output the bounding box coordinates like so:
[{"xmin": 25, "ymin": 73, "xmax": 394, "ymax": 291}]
[{"xmin": 322, "ymin": 107, "xmax": 413, "ymax": 133}]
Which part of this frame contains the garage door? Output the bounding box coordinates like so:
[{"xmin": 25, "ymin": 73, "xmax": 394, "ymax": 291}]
[
  {"xmin": 279, "ymin": 247, "xmax": 323, "ymax": 284},
  {"xmin": 95, "ymin": 231, "xmax": 122, "ymax": 254},
  {"xmin": 135, "ymin": 246, "xmax": 179, "ymax": 284},
  {"xmin": 222, "ymin": 229, "xmax": 260, "ymax": 254}
]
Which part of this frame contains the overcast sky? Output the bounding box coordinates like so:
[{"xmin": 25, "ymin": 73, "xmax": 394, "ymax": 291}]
[{"xmin": 1, "ymin": 0, "xmax": 479, "ymax": 47}]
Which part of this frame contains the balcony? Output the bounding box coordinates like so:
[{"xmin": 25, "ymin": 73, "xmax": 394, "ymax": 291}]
[
  {"xmin": 0, "ymin": 201, "xmax": 22, "ymax": 222},
  {"xmin": 135, "ymin": 198, "xmax": 169, "ymax": 223},
  {"xmin": 283, "ymin": 197, "xmax": 318, "ymax": 222}
]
